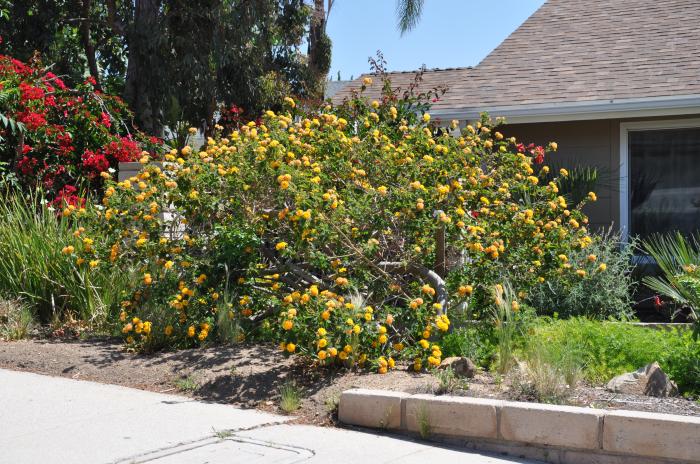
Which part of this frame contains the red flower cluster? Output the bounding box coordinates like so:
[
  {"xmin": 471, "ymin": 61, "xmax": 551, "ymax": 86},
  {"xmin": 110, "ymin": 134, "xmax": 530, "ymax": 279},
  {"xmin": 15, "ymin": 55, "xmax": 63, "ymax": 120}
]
[
  {"xmin": 653, "ymin": 295, "xmax": 664, "ymax": 310},
  {"xmin": 0, "ymin": 54, "xmax": 162, "ymax": 201},
  {"xmin": 516, "ymin": 142, "xmax": 546, "ymax": 164},
  {"xmin": 102, "ymin": 137, "xmax": 142, "ymax": 163},
  {"xmin": 19, "ymin": 82, "xmax": 45, "ymax": 101},
  {"xmin": 51, "ymin": 184, "xmax": 85, "ymax": 209},
  {"xmin": 218, "ymin": 103, "xmax": 246, "ymax": 133},
  {"xmin": 17, "ymin": 155, "xmax": 38, "ymax": 175},
  {"xmin": 81, "ymin": 150, "xmax": 110, "ymax": 177},
  {"xmin": 17, "ymin": 110, "xmax": 47, "ymax": 130}
]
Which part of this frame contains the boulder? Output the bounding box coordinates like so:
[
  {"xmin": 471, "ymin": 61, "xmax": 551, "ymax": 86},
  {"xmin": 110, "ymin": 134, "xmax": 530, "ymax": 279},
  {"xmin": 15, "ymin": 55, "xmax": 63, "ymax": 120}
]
[
  {"xmin": 438, "ymin": 357, "xmax": 476, "ymax": 378},
  {"xmin": 606, "ymin": 362, "xmax": 678, "ymax": 397}
]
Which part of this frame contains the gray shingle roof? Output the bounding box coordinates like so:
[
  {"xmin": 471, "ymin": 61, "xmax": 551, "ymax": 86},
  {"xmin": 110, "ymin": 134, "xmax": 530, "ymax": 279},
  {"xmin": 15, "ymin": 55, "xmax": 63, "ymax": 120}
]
[
  {"xmin": 332, "ymin": 0, "xmax": 700, "ymax": 112},
  {"xmin": 324, "ymin": 80, "xmax": 352, "ymax": 99}
]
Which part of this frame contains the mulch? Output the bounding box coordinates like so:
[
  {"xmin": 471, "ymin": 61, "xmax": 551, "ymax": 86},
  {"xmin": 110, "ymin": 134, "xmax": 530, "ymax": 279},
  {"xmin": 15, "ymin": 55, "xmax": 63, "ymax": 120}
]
[{"xmin": 1, "ymin": 337, "xmax": 697, "ymax": 423}]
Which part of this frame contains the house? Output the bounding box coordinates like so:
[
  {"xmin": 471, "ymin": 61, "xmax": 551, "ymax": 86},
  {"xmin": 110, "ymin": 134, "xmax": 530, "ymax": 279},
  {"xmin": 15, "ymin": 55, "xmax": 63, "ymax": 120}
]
[
  {"xmin": 332, "ymin": 0, "xmax": 700, "ymax": 241},
  {"xmin": 324, "ymin": 80, "xmax": 352, "ymax": 100}
]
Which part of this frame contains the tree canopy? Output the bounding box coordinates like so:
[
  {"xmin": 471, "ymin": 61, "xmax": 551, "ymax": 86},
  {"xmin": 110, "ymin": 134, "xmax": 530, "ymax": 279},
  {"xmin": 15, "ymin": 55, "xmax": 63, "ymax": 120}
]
[
  {"xmin": 0, "ymin": 0, "xmax": 318, "ymax": 135},
  {"xmin": 0, "ymin": 0, "xmax": 428, "ymax": 136}
]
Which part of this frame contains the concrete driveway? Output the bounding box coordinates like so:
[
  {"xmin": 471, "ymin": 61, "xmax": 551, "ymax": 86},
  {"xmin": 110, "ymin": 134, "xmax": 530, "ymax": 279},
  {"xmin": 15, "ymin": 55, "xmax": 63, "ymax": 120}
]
[{"xmin": 0, "ymin": 369, "xmax": 538, "ymax": 463}]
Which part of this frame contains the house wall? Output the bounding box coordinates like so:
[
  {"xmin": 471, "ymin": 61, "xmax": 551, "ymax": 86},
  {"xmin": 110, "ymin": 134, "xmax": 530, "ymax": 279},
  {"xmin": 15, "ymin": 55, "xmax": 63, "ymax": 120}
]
[
  {"xmin": 502, "ymin": 115, "xmax": 700, "ymax": 232},
  {"xmin": 502, "ymin": 119, "xmax": 619, "ymax": 231}
]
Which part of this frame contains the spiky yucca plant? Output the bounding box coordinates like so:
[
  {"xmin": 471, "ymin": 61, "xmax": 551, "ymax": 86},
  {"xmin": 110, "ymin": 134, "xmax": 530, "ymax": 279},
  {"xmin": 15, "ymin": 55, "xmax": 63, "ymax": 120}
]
[{"xmin": 643, "ymin": 232, "xmax": 700, "ymax": 338}]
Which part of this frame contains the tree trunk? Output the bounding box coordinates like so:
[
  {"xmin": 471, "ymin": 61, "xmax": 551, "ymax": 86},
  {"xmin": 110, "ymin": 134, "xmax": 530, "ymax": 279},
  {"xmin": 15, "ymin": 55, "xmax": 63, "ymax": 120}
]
[
  {"xmin": 308, "ymin": 0, "xmax": 325, "ymax": 58},
  {"xmin": 79, "ymin": 0, "xmax": 101, "ymax": 91},
  {"xmin": 124, "ymin": 0, "xmax": 162, "ymax": 135},
  {"xmin": 307, "ymin": 0, "xmax": 331, "ymax": 99}
]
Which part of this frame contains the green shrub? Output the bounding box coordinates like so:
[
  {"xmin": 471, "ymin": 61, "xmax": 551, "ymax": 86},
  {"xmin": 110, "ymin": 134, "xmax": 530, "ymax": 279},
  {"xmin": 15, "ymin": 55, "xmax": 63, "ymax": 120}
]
[
  {"xmin": 79, "ymin": 71, "xmax": 596, "ymax": 372},
  {"xmin": 442, "ymin": 285, "xmax": 535, "ymax": 372},
  {"xmin": 441, "ymin": 323, "xmax": 496, "ymax": 368},
  {"xmin": 528, "ymin": 318, "xmax": 700, "ymax": 395},
  {"xmin": 174, "ymin": 375, "xmax": 199, "ymax": 392},
  {"xmin": 0, "ymin": 192, "xmax": 128, "ymax": 324},
  {"xmin": 526, "ymin": 229, "xmax": 635, "ymax": 319}
]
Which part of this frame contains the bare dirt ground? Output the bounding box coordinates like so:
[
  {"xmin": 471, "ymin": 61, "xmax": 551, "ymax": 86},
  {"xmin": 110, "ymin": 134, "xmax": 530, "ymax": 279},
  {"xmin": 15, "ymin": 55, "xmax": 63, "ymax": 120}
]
[{"xmin": 1, "ymin": 338, "xmax": 698, "ymax": 423}]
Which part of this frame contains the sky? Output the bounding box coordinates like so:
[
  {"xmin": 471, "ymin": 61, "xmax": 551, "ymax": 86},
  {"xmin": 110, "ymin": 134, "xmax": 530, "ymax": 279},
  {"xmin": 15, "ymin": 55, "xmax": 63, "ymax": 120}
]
[{"xmin": 326, "ymin": 0, "xmax": 546, "ymax": 80}]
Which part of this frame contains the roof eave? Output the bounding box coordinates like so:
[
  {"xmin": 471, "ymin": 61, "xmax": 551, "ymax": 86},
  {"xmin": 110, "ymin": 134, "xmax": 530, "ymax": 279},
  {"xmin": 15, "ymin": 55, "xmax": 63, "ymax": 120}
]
[{"xmin": 431, "ymin": 94, "xmax": 700, "ymax": 124}]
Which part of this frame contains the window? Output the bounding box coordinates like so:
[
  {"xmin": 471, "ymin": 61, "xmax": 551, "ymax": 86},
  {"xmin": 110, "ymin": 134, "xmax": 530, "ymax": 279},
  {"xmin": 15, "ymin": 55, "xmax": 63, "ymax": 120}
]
[{"xmin": 629, "ymin": 126, "xmax": 700, "ymax": 239}]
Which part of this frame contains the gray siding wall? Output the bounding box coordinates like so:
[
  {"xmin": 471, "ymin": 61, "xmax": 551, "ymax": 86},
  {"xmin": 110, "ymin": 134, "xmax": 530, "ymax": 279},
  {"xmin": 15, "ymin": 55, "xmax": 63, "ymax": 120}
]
[
  {"xmin": 503, "ymin": 115, "xmax": 700, "ymax": 232},
  {"xmin": 503, "ymin": 119, "xmax": 619, "ymax": 231}
]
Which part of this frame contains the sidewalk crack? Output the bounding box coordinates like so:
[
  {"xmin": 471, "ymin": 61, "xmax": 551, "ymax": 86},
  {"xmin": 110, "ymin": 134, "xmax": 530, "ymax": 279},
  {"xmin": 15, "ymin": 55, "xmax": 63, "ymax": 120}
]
[{"xmin": 112, "ymin": 419, "xmax": 292, "ymax": 464}]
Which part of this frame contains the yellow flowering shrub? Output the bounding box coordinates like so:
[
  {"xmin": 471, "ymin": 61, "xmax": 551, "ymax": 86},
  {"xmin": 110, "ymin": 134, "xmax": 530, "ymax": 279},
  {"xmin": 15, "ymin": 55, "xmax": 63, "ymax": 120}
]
[{"xmin": 70, "ymin": 75, "xmax": 594, "ymax": 371}]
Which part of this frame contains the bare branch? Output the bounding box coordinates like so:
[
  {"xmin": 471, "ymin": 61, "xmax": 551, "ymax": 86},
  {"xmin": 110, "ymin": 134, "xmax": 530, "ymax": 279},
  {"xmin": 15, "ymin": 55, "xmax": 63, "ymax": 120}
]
[{"xmin": 378, "ymin": 261, "xmax": 447, "ymax": 314}]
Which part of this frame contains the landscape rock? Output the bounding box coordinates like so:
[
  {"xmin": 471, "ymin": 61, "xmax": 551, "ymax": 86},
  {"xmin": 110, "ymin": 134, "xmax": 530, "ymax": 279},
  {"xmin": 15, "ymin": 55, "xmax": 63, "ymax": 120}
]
[
  {"xmin": 438, "ymin": 356, "xmax": 476, "ymax": 378},
  {"xmin": 606, "ymin": 362, "xmax": 678, "ymax": 397}
]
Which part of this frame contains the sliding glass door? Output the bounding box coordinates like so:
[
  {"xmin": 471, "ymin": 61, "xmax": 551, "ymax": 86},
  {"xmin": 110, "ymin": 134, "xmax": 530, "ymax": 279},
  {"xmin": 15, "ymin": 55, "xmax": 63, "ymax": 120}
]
[{"xmin": 629, "ymin": 126, "xmax": 700, "ymax": 239}]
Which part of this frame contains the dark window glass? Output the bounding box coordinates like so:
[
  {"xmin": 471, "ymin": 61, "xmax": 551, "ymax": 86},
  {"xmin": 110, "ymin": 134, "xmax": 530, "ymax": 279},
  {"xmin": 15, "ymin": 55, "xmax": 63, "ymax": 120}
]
[{"xmin": 630, "ymin": 127, "xmax": 700, "ymax": 239}]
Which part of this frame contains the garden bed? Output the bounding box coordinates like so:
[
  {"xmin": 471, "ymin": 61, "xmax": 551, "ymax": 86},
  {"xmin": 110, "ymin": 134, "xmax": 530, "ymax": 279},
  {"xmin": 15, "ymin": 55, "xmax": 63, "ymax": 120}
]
[{"xmin": 1, "ymin": 338, "xmax": 697, "ymax": 423}]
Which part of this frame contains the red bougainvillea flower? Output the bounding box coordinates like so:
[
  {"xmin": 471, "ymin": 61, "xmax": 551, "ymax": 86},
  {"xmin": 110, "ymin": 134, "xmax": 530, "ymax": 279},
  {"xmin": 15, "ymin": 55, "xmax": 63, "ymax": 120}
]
[
  {"xmin": 17, "ymin": 111, "xmax": 47, "ymax": 131},
  {"xmin": 45, "ymin": 72, "xmax": 67, "ymax": 90},
  {"xmin": 56, "ymin": 133, "xmax": 75, "ymax": 157},
  {"xmin": 42, "ymin": 165, "xmax": 66, "ymax": 191},
  {"xmin": 17, "ymin": 156, "xmax": 38, "ymax": 175},
  {"xmin": 10, "ymin": 58, "xmax": 31, "ymax": 76},
  {"xmin": 82, "ymin": 150, "xmax": 110, "ymax": 176},
  {"xmin": 533, "ymin": 146, "xmax": 545, "ymax": 164},
  {"xmin": 51, "ymin": 184, "xmax": 84, "ymax": 209},
  {"xmin": 19, "ymin": 82, "xmax": 45, "ymax": 102},
  {"xmin": 653, "ymin": 295, "xmax": 664, "ymax": 310},
  {"xmin": 102, "ymin": 137, "xmax": 142, "ymax": 162},
  {"xmin": 100, "ymin": 112, "xmax": 111, "ymax": 128},
  {"xmin": 516, "ymin": 142, "xmax": 545, "ymax": 164},
  {"xmin": 0, "ymin": 53, "xmax": 158, "ymax": 201}
]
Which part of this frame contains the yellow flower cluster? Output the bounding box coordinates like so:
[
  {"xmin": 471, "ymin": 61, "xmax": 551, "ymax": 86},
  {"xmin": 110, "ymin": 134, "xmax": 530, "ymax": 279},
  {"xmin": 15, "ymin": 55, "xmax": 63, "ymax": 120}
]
[{"xmin": 274, "ymin": 282, "xmax": 443, "ymax": 372}]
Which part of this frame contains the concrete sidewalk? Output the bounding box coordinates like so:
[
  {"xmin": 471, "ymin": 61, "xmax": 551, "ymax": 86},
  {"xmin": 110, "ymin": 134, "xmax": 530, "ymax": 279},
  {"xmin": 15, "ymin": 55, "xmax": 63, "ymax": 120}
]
[{"xmin": 0, "ymin": 369, "xmax": 538, "ymax": 463}]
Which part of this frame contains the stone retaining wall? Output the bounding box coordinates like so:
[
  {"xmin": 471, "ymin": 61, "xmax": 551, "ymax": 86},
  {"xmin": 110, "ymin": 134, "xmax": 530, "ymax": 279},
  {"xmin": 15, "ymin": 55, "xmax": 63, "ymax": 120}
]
[{"xmin": 339, "ymin": 389, "xmax": 700, "ymax": 464}]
